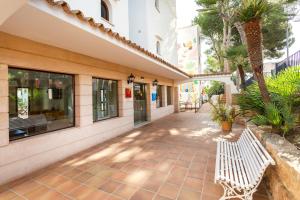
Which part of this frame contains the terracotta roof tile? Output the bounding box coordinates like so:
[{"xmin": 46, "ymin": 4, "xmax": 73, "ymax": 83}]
[{"xmin": 45, "ymin": 0, "xmax": 190, "ymax": 78}]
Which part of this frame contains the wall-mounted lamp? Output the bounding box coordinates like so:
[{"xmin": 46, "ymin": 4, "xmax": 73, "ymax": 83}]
[
  {"xmin": 152, "ymin": 79, "xmax": 159, "ymax": 86},
  {"xmin": 127, "ymin": 73, "xmax": 135, "ymax": 84}
]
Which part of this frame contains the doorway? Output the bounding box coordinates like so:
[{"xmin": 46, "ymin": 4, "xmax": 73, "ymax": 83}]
[{"xmin": 133, "ymin": 83, "xmax": 147, "ymax": 125}]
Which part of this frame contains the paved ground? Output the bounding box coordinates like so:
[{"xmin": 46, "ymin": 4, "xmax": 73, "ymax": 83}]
[{"xmin": 0, "ymin": 104, "xmax": 269, "ymax": 200}]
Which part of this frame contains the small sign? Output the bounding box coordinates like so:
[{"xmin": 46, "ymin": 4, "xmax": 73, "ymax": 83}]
[
  {"xmin": 152, "ymin": 93, "xmax": 157, "ymax": 101},
  {"xmin": 125, "ymin": 88, "xmax": 132, "ymax": 98}
]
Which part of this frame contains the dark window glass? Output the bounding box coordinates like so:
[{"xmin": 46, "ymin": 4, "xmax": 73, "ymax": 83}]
[
  {"xmin": 167, "ymin": 86, "xmax": 172, "ymax": 105},
  {"xmin": 156, "ymin": 85, "xmax": 163, "ymax": 108},
  {"xmin": 93, "ymin": 78, "xmax": 118, "ymax": 121},
  {"xmin": 8, "ymin": 68, "xmax": 74, "ymax": 141},
  {"xmin": 101, "ymin": 1, "xmax": 109, "ymax": 21}
]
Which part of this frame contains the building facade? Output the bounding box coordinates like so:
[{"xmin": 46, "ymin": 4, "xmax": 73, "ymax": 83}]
[
  {"xmin": 0, "ymin": 0, "xmax": 187, "ymax": 184},
  {"xmin": 177, "ymin": 25, "xmax": 203, "ymax": 103},
  {"xmin": 129, "ymin": 0, "xmax": 178, "ymax": 65}
]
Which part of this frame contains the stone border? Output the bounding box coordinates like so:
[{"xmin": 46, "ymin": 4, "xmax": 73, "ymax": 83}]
[{"xmin": 247, "ymin": 123, "xmax": 300, "ymax": 200}]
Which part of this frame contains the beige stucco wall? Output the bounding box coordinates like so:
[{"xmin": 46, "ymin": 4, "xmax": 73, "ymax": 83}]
[{"xmin": 0, "ymin": 32, "xmax": 177, "ymax": 184}]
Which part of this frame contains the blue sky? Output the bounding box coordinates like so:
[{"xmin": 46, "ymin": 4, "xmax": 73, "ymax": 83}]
[{"xmin": 176, "ymin": 0, "xmax": 300, "ymax": 68}]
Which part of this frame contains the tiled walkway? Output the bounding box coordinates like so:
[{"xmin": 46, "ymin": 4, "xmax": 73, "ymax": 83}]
[{"xmin": 0, "ymin": 104, "xmax": 269, "ymax": 200}]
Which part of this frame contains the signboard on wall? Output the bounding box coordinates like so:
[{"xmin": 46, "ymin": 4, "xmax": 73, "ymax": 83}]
[{"xmin": 125, "ymin": 88, "xmax": 132, "ymax": 98}]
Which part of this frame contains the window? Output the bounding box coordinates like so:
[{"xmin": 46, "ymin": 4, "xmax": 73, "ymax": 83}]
[
  {"xmin": 101, "ymin": 0, "xmax": 109, "ymax": 21},
  {"xmin": 93, "ymin": 78, "xmax": 118, "ymax": 121},
  {"xmin": 156, "ymin": 85, "xmax": 163, "ymax": 108},
  {"xmin": 156, "ymin": 41, "xmax": 161, "ymax": 55},
  {"xmin": 8, "ymin": 68, "xmax": 74, "ymax": 141},
  {"xmin": 167, "ymin": 86, "xmax": 172, "ymax": 105},
  {"xmin": 155, "ymin": 0, "xmax": 159, "ymax": 11}
]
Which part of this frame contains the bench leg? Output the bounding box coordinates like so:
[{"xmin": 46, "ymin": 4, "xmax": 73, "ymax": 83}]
[{"xmin": 219, "ymin": 182, "xmax": 256, "ymax": 200}]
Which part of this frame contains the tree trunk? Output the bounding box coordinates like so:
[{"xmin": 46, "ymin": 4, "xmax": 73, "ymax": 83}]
[
  {"xmin": 244, "ymin": 19, "xmax": 271, "ymax": 103},
  {"xmin": 237, "ymin": 64, "xmax": 246, "ymax": 90}
]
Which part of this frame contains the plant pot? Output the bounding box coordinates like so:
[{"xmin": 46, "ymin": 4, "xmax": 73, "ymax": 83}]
[{"xmin": 221, "ymin": 121, "xmax": 232, "ymax": 132}]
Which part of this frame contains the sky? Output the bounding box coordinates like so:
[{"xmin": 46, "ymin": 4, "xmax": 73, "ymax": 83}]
[{"xmin": 176, "ymin": 0, "xmax": 300, "ymax": 69}]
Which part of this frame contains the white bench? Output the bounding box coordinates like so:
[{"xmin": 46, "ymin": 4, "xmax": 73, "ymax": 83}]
[{"xmin": 214, "ymin": 128, "xmax": 275, "ymax": 200}]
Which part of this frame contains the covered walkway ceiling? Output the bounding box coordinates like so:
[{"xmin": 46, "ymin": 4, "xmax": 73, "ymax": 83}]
[
  {"xmin": 179, "ymin": 72, "xmax": 233, "ymax": 84},
  {"xmin": 0, "ymin": 0, "xmax": 189, "ymax": 80}
]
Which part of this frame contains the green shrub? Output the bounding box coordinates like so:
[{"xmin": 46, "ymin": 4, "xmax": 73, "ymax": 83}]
[
  {"xmin": 204, "ymin": 81, "xmax": 224, "ymax": 98},
  {"xmin": 238, "ymin": 66, "xmax": 300, "ymax": 134}
]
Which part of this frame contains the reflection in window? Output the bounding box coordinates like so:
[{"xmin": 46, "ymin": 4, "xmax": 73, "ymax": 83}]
[
  {"xmin": 8, "ymin": 68, "xmax": 74, "ymax": 141},
  {"xmin": 101, "ymin": 0, "xmax": 109, "ymax": 21},
  {"xmin": 167, "ymin": 86, "xmax": 172, "ymax": 105},
  {"xmin": 93, "ymin": 78, "xmax": 118, "ymax": 121},
  {"xmin": 156, "ymin": 85, "xmax": 163, "ymax": 108}
]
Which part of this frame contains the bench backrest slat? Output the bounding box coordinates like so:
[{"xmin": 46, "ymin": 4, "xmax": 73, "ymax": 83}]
[{"xmin": 246, "ymin": 128, "xmax": 275, "ymax": 165}]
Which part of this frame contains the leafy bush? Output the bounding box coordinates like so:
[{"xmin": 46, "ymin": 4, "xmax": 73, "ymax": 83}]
[
  {"xmin": 210, "ymin": 98, "xmax": 238, "ymax": 124},
  {"xmin": 238, "ymin": 66, "xmax": 300, "ymax": 134},
  {"xmin": 204, "ymin": 81, "xmax": 224, "ymax": 98}
]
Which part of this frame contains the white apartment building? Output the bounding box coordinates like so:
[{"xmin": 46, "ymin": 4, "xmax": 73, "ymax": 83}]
[
  {"xmin": 129, "ymin": 0, "xmax": 178, "ymax": 65},
  {"xmin": 0, "ymin": 0, "xmax": 186, "ymax": 184}
]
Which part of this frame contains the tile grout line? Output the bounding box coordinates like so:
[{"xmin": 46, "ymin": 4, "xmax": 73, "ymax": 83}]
[
  {"xmin": 174, "ymin": 151, "xmax": 197, "ymax": 200},
  {"xmin": 199, "ymin": 152, "xmax": 210, "ymax": 200}
]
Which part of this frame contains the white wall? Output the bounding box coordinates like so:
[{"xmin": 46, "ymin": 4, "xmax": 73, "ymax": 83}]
[
  {"xmin": 129, "ymin": 0, "xmax": 178, "ymax": 65},
  {"xmin": 58, "ymin": 0, "xmax": 129, "ymax": 37}
]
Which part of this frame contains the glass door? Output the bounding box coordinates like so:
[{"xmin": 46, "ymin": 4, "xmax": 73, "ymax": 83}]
[{"xmin": 133, "ymin": 83, "xmax": 147, "ymax": 125}]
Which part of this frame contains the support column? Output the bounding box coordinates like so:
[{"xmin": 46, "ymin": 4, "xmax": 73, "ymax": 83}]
[
  {"xmin": 224, "ymin": 84, "xmax": 232, "ymax": 105},
  {"xmin": 174, "ymin": 86, "xmax": 179, "ymax": 113},
  {"xmin": 75, "ymin": 75, "xmax": 93, "ymax": 127},
  {"xmin": 162, "ymin": 86, "xmax": 167, "ymax": 107},
  {"xmin": 0, "ymin": 64, "xmax": 9, "ymax": 146},
  {"xmin": 119, "ymin": 80, "xmax": 134, "ymax": 120}
]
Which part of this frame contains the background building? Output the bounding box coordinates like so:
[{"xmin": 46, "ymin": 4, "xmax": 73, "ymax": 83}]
[
  {"xmin": 129, "ymin": 0, "xmax": 178, "ymax": 65},
  {"xmin": 177, "ymin": 25, "xmax": 203, "ymax": 103}
]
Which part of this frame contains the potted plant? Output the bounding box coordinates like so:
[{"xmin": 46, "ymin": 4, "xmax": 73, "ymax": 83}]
[{"xmin": 210, "ymin": 99, "xmax": 238, "ymax": 132}]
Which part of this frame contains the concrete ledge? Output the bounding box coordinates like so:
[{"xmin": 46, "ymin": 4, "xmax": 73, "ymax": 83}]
[{"xmin": 248, "ymin": 123, "xmax": 300, "ymax": 200}]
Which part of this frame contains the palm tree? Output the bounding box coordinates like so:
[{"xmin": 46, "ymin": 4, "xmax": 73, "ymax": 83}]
[{"xmin": 238, "ymin": 0, "xmax": 271, "ymax": 103}]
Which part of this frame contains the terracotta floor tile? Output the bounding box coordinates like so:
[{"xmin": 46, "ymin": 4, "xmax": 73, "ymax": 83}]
[
  {"xmin": 130, "ymin": 189, "xmax": 154, "ymax": 200},
  {"xmin": 183, "ymin": 177, "xmax": 203, "ymax": 192},
  {"xmin": 23, "ymin": 185, "xmax": 51, "ymax": 200},
  {"xmin": 158, "ymin": 183, "xmax": 180, "ymax": 199},
  {"xmin": 70, "ymin": 185, "xmax": 108, "ymax": 199},
  {"xmin": 0, "ymin": 190, "xmax": 17, "ymax": 200},
  {"xmin": 35, "ymin": 174, "xmax": 70, "ymax": 187},
  {"xmin": 85, "ymin": 176, "xmax": 108, "ymax": 188},
  {"xmin": 202, "ymin": 181, "xmax": 223, "ymax": 197},
  {"xmin": 99, "ymin": 180, "xmax": 122, "ymax": 193},
  {"xmin": 106, "ymin": 194, "xmax": 124, "ymax": 200},
  {"xmin": 113, "ymin": 184, "xmax": 138, "ymax": 199},
  {"xmin": 178, "ymin": 188, "xmax": 201, "ymax": 200},
  {"xmin": 73, "ymin": 171, "xmax": 94, "ymax": 183},
  {"xmin": 54, "ymin": 179, "xmax": 82, "ymax": 194},
  {"xmin": 11, "ymin": 181, "xmax": 42, "ymax": 195},
  {"xmin": 62, "ymin": 168, "xmax": 82, "ymax": 178},
  {"xmin": 154, "ymin": 195, "xmax": 172, "ymax": 200}
]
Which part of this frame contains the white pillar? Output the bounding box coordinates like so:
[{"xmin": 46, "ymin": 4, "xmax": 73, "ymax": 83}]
[
  {"xmin": 224, "ymin": 84, "xmax": 232, "ymax": 105},
  {"xmin": 75, "ymin": 75, "xmax": 93, "ymax": 127},
  {"xmin": 0, "ymin": 64, "xmax": 9, "ymax": 146}
]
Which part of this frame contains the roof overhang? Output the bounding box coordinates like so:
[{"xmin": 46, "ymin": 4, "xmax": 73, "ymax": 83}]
[{"xmin": 0, "ymin": 0, "xmax": 189, "ymax": 80}]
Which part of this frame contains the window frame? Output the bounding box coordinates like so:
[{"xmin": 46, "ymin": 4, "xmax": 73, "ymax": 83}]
[
  {"xmin": 8, "ymin": 66, "xmax": 75, "ymax": 141},
  {"xmin": 156, "ymin": 85, "xmax": 163, "ymax": 108},
  {"xmin": 101, "ymin": 0, "xmax": 110, "ymax": 22},
  {"xmin": 92, "ymin": 77, "xmax": 119, "ymax": 122}
]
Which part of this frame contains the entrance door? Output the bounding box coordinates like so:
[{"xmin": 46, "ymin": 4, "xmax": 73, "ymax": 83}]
[{"xmin": 133, "ymin": 83, "xmax": 147, "ymax": 125}]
